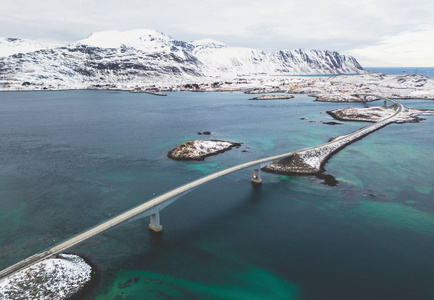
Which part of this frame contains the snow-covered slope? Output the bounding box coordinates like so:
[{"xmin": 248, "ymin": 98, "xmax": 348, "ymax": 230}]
[
  {"xmin": 76, "ymin": 29, "xmax": 194, "ymax": 57},
  {"xmin": 0, "ymin": 29, "xmax": 363, "ymax": 89},
  {"xmin": 193, "ymin": 44, "xmax": 362, "ymax": 76},
  {"xmin": 191, "ymin": 38, "xmax": 228, "ymax": 50},
  {"xmin": 0, "ymin": 45, "xmax": 202, "ymax": 88},
  {"xmin": 0, "ymin": 37, "xmax": 60, "ymax": 58}
]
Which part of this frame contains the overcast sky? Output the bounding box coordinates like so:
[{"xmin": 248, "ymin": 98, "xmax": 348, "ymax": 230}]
[{"xmin": 1, "ymin": 0, "xmax": 433, "ymax": 67}]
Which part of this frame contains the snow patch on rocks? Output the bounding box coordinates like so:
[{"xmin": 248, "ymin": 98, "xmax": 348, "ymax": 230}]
[
  {"xmin": 168, "ymin": 140, "xmax": 241, "ymax": 160},
  {"xmin": 0, "ymin": 254, "xmax": 92, "ymax": 300}
]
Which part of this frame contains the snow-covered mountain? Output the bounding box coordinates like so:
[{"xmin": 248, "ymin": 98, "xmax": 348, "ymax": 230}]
[
  {"xmin": 0, "ymin": 29, "xmax": 363, "ymax": 89},
  {"xmin": 193, "ymin": 41, "xmax": 361, "ymax": 76},
  {"xmin": 0, "ymin": 37, "xmax": 59, "ymax": 57}
]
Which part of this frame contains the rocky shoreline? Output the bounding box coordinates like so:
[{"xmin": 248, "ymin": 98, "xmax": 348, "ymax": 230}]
[
  {"xmin": 249, "ymin": 94, "xmax": 294, "ymax": 100},
  {"xmin": 0, "ymin": 254, "xmax": 93, "ymax": 300},
  {"xmin": 168, "ymin": 140, "xmax": 242, "ymax": 160},
  {"xmin": 2, "ymin": 73, "xmax": 434, "ymax": 103},
  {"xmin": 244, "ymin": 88, "xmax": 287, "ymax": 94}
]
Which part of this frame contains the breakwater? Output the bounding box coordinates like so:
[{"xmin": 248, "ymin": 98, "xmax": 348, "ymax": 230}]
[{"xmin": 263, "ymin": 97, "xmax": 404, "ymax": 174}]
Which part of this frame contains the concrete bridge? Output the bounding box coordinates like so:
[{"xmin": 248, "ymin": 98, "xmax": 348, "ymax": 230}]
[
  {"xmin": 0, "ymin": 95, "xmax": 404, "ymax": 279},
  {"xmin": 353, "ymin": 93, "xmax": 389, "ymax": 107}
]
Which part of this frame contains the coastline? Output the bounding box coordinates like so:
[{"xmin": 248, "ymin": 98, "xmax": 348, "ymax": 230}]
[
  {"xmin": 68, "ymin": 254, "xmax": 99, "ymax": 300},
  {"xmin": 0, "ymin": 254, "xmax": 95, "ymax": 300},
  {"xmin": 2, "ymin": 72, "xmax": 434, "ymax": 102}
]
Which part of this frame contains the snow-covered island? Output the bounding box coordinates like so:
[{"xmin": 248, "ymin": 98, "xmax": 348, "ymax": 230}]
[
  {"xmin": 168, "ymin": 140, "xmax": 242, "ymax": 160},
  {"xmin": 249, "ymin": 94, "xmax": 295, "ymax": 100},
  {"xmin": 0, "ymin": 254, "xmax": 92, "ymax": 300},
  {"xmin": 327, "ymin": 106, "xmax": 434, "ymax": 123}
]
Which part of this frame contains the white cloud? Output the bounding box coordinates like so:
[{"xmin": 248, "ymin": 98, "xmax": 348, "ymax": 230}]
[
  {"xmin": 0, "ymin": 0, "xmax": 433, "ymax": 66},
  {"xmin": 346, "ymin": 26, "xmax": 434, "ymax": 67}
]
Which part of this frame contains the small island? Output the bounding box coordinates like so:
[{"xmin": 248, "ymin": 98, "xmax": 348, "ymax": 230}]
[
  {"xmin": 249, "ymin": 94, "xmax": 295, "ymax": 100},
  {"xmin": 168, "ymin": 140, "xmax": 242, "ymax": 160},
  {"xmin": 244, "ymin": 88, "xmax": 286, "ymax": 94}
]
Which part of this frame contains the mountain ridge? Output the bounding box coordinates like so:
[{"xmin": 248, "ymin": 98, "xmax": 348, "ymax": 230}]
[{"xmin": 0, "ymin": 29, "xmax": 363, "ymax": 89}]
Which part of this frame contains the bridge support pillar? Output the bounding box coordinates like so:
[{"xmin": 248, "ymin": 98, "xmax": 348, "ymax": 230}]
[
  {"xmin": 251, "ymin": 168, "xmax": 262, "ymax": 185},
  {"xmin": 149, "ymin": 211, "xmax": 163, "ymax": 232}
]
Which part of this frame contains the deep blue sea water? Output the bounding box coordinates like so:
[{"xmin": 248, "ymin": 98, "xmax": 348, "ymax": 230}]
[{"xmin": 0, "ymin": 91, "xmax": 433, "ymax": 299}]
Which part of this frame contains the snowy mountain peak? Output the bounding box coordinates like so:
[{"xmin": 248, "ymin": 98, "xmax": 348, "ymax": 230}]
[
  {"xmin": 0, "ymin": 29, "xmax": 364, "ymax": 89},
  {"xmin": 0, "ymin": 37, "xmax": 59, "ymax": 57},
  {"xmin": 75, "ymin": 29, "xmax": 177, "ymax": 52},
  {"xmin": 191, "ymin": 38, "xmax": 228, "ymax": 50}
]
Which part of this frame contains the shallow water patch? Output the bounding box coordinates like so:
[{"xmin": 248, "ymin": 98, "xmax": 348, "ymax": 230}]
[{"xmin": 95, "ymin": 267, "xmax": 301, "ymax": 300}]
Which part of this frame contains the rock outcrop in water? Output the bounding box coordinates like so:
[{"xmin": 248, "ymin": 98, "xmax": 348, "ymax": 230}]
[
  {"xmin": 249, "ymin": 94, "xmax": 295, "ymax": 100},
  {"xmin": 168, "ymin": 140, "xmax": 242, "ymax": 160}
]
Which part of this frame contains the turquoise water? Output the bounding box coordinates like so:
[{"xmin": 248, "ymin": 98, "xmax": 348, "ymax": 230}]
[{"xmin": 0, "ymin": 91, "xmax": 433, "ymax": 299}]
